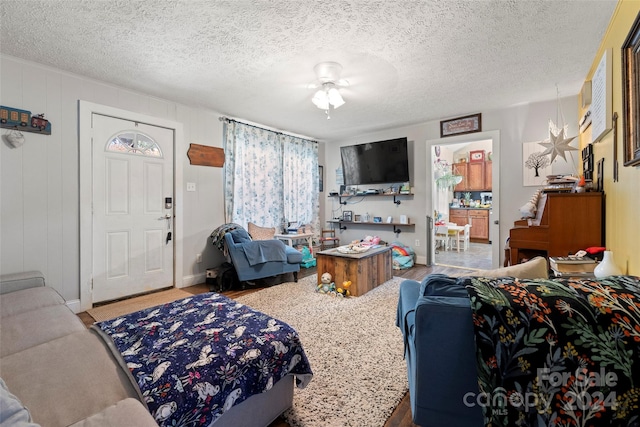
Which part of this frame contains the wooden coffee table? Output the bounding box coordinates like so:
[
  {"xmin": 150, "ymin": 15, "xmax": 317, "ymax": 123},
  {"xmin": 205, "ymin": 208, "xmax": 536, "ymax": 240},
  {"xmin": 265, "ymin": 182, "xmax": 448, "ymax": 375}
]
[{"xmin": 316, "ymin": 246, "xmax": 392, "ymax": 297}]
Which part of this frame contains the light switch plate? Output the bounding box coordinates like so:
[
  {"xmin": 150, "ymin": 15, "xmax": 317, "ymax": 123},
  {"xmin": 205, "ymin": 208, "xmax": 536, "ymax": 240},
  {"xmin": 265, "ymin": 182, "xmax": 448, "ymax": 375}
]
[{"xmin": 186, "ymin": 182, "xmax": 196, "ymax": 192}]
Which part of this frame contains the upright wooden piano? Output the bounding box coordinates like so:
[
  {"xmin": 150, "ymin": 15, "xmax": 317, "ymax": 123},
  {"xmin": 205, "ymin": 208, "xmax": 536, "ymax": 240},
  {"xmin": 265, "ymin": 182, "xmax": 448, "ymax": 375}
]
[{"xmin": 509, "ymin": 192, "xmax": 604, "ymax": 265}]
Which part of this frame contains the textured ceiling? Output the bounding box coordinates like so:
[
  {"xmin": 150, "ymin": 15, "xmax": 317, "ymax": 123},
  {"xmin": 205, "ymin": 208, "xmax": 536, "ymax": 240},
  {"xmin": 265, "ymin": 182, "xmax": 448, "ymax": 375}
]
[{"xmin": 0, "ymin": 0, "xmax": 617, "ymax": 141}]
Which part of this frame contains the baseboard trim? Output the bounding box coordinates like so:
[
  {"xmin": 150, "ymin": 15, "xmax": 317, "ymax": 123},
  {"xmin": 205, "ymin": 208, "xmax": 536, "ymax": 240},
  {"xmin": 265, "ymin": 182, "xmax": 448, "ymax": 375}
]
[
  {"xmin": 66, "ymin": 299, "xmax": 82, "ymax": 314},
  {"xmin": 180, "ymin": 273, "xmax": 206, "ymax": 288}
]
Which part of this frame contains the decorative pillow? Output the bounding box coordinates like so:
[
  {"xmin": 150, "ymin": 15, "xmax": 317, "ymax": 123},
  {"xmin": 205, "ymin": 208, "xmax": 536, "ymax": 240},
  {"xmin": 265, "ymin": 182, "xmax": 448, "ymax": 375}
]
[
  {"xmin": 247, "ymin": 222, "xmax": 276, "ymax": 241},
  {"xmin": 470, "ymin": 256, "xmax": 549, "ymax": 280},
  {"xmin": 0, "ymin": 378, "xmax": 39, "ymax": 426}
]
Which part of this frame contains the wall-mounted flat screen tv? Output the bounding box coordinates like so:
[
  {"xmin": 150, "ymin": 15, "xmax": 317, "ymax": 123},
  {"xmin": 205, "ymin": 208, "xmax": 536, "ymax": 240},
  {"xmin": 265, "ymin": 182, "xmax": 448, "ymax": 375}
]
[{"xmin": 340, "ymin": 137, "xmax": 410, "ymax": 186}]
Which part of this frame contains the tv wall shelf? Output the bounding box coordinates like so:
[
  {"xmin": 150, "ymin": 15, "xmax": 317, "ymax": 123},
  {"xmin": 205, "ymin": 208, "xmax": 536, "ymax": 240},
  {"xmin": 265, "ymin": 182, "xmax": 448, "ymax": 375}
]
[
  {"xmin": 329, "ymin": 193, "xmax": 413, "ymax": 206},
  {"xmin": 327, "ymin": 219, "xmax": 415, "ymax": 235}
]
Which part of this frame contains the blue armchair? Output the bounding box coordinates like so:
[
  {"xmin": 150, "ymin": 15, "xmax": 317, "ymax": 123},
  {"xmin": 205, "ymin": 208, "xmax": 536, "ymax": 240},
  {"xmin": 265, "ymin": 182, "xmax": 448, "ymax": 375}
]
[
  {"xmin": 396, "ymin": 274, "xmax": 483, "ymax": 427},
  {"xmin": 223, "ymin": 228, "xmax": 302, "ymax": 283}
]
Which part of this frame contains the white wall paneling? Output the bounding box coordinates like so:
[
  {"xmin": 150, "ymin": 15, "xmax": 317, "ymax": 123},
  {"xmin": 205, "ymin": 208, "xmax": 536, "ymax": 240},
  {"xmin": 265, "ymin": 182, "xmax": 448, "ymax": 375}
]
[{"xmin": 1, "ymin": 55, "xmax": 226, "ymax": 307}]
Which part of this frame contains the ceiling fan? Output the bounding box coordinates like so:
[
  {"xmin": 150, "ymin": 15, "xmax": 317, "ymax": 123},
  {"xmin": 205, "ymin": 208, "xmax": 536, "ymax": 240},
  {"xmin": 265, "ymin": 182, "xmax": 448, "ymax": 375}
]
[{"xmin": 308, "ymin": 62, "xmax": 349, "ymax": 119}]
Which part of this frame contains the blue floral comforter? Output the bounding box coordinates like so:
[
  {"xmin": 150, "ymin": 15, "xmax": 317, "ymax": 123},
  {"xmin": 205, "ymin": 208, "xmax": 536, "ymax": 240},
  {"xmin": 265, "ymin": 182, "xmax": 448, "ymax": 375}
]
[{"xmin": 95, "ymin": 292, "xmax": 313, "ymax": 426}]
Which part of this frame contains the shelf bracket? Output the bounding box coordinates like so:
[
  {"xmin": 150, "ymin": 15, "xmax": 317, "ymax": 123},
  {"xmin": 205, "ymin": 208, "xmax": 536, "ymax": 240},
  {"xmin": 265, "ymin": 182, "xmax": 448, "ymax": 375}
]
[
  {"xmin": 339, "ymin": 223, "xmax": 347, "ymax": 231},
  {"xmin": 393, "ymin": 195, "xmax": 401, "ymax": 205},
  {"xmin": 393, "ymin": 225, "xmax": 402, "ymax": 234},
  {"xmin": 339, "ymin": 196, "xmax": 347, "ymax": 205}
]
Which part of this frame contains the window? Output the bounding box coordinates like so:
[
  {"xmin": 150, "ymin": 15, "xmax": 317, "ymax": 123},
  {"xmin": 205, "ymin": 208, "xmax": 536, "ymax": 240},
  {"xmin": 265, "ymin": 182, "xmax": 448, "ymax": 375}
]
[{"xmin": 106, "ymin": 131, "xmax": 163, "ymax": 157}]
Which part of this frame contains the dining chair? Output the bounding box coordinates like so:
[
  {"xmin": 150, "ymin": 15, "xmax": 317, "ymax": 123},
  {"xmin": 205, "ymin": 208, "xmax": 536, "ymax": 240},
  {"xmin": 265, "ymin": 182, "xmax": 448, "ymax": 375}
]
[
  {"xmin": 450, "ymin": 224, "xmax": 471, "ymax": 251},
  {"xmin": 319, "ymin": 229, "xmax": 340, "ymax": 250},
  {"xmin": 434, "ymin": 225, "xmax": 449, "ymax": 251}
]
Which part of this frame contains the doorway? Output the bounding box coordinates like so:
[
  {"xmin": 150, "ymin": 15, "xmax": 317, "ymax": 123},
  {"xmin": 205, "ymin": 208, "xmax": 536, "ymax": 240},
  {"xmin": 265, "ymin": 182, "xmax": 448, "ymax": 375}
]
[
  {"xmin": 427, "ymin": 131, "xmax": 501, "ymax": 269},
  {"xmin": 91, "ymin": 115, "xmax": 174, "ymax": 302},
  {"xmin": 79, "ymin": 101, "xmax": 185, "ymax": 311}
]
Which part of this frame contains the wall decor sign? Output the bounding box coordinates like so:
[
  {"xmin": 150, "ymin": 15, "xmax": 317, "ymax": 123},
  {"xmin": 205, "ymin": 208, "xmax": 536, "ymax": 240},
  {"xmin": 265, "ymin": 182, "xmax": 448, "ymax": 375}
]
[
  {"xmin": 621, "ymin": 11, "xmax": 640, "ymax": 167},
  {"xmin": 0, "ymin": 105, "xmax": 52, "ymax": 135},
  {"xmin": 187, "ymin": 143, "xmax": 225, "ymax": 167},
  {"xmin": 440, "ymin": 113, "xmax": 482, "ymax": 138},
  {"xmin": 591, "ymin": 48, "xmax": 612, "ymax": 144}
]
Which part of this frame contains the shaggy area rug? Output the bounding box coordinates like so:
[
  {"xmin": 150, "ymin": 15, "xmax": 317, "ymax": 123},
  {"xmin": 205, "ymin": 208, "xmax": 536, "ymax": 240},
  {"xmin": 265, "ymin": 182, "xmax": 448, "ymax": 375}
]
[{"xmin": 236, "ymin": 274, "xmax": 408, "ymax": 427}]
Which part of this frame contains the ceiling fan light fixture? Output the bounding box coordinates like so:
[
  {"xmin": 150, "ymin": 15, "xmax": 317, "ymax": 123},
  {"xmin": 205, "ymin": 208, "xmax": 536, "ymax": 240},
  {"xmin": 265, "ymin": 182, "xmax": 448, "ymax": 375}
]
[
  {"xmin": 310, "ymin": 62, "xmax": 347, "ymax": 118},
  {"xmin": 313, "ymin": 62, "xmax": 343, "ymax": 83},
  {"xmin": 327, "ymin": 87, "xmax": 345, "ymax": 109},
  {"xmin": 312, "ymin": 89, "xmax": 330, "ymax": 110}
]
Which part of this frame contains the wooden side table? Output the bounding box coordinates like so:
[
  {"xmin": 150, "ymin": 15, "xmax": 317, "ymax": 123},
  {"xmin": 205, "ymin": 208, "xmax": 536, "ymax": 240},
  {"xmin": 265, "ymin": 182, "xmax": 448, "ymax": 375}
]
[{"xmin": 316, "ymin": 246, "xmax": 392, "ymax": 296}]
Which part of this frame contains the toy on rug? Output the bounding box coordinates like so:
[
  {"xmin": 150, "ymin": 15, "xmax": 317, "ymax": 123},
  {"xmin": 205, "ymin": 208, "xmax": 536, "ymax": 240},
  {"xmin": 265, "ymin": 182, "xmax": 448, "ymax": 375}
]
[
  {"xmin": 300, "ymin": 246, "xmax": 316, "ymax": 268},
  {"xmin": 337, "ymin": 280, "xmax": 352, "ymax": 297},
  {"xmin": 317, "ymin": 272, "xmax": 336, "ymax": 295}
]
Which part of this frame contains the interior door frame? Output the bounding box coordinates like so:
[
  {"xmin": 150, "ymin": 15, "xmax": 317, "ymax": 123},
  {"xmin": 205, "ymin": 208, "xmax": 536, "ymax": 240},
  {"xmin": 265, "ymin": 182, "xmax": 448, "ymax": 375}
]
[
  {"xmin": 426, "ymin": 130, "xmax": 501, "ymax": 268},
  {"xmin": 78, "ymin": 100, "xmax": 184, "ymax": 311}
]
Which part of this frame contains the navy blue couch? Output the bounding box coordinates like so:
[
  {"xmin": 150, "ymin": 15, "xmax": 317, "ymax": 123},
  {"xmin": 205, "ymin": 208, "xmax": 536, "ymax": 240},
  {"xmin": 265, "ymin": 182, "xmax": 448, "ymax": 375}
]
[
  {"xmin": 397, "ymin": 275, "xmax": 483, "ymax": 427},
  {"xmin": 396, "ymin": 257, "xmax": 550, "ymax": 426}
]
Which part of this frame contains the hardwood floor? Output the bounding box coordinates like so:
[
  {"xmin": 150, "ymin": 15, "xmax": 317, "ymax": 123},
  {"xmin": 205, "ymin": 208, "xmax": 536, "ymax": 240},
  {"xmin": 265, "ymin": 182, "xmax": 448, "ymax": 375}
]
[{"xmin": 78, "ymin": 263, "xmax": 467, "ymax": 427}]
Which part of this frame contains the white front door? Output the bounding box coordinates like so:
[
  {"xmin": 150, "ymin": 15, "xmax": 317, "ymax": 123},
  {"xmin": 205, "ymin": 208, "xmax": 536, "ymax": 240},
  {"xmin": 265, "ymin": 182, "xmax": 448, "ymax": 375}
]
[{"xmin": 92, "ymin": 114, "xmax": 174, "ymax": 303}]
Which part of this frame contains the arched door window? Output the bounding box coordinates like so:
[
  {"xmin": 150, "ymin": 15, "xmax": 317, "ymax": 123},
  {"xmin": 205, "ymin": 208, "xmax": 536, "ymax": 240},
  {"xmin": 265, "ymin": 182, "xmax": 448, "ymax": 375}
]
[{"xmin": 105, "ymin": 131, "xmax": 163, "ymax": 157}]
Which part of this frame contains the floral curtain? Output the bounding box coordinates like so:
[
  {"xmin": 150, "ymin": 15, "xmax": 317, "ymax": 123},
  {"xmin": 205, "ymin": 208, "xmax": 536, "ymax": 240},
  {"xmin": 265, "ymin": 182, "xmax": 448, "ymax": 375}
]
[
  {"xmin": 281, "ymin": 134, "xmax": 319, "ymax": 235},
  {"xmin": 223, "ymin": 120, "xmax": 318, "ymax": 235}
]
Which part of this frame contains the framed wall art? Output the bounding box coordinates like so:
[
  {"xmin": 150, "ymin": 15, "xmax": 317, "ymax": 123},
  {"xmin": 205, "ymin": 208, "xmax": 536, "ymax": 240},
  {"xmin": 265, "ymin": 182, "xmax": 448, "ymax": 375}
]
[
  {"xmin": 440, "ymin": 113, "xmax": 482, "ymax": 138},
  {"xmin": 622, "ymin": 12, "xmax": 640, "ymax": 166},
  {"xmin": 342, "ymin": 210, "xmax": 353, "ymax": 222},
  {"xmin": 522, "ymin": 141, "xmax": 552, "ymax": 186}
]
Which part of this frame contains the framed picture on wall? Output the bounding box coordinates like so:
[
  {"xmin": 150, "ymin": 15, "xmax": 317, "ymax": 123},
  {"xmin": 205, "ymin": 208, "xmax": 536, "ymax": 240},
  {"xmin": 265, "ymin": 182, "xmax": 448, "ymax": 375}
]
[
  {"xmin": 522, "ymin": 141, "xmax": 552, "ymax": 186},
  {"xmin": 440, "ymin": 113, "xmax": 482, "ymax": 138},
  {"xmin": 622, "ymin": 13, "xmax": 640, "ymax": 166},
  {"xmin": 342, "ymin": 211, "xmax": 353, "ymax": 222}
]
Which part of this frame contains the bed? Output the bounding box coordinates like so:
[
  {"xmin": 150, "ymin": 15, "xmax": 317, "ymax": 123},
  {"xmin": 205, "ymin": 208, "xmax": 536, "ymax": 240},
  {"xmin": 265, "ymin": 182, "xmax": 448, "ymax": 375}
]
[{"xmin": 93, "ymin": 292, "xmax": 313, "ymax": 426}]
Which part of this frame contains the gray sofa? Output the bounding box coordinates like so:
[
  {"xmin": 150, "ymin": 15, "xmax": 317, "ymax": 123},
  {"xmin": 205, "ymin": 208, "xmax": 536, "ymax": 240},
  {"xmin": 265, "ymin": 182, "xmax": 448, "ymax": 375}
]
[
  {"xmin": 0, "ymin": 272, "xmax": 299, "ymax": 427},
  {"xmin": 0, "ymin": 271, "xmax": 157, "ymax": 427}
]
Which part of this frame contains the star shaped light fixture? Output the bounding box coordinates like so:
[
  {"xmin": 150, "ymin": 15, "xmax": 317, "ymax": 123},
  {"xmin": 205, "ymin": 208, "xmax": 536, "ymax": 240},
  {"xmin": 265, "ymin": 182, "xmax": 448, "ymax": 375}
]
[{"xmin": 538, "ymin": 119, "xmax": 577, "ymax": 163}]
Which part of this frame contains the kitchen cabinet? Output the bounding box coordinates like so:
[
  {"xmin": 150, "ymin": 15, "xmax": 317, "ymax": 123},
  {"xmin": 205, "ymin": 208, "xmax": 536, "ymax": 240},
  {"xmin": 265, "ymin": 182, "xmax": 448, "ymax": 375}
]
[
  {"xmin": 452, "ymin": 163, "xmax": 467, "ymax": 192},
  {"xmin": 452, "ymin": 161, "xmax": 491, "ymax": 191},
  {"xmin": 468, "ymin": 209, "xmax": 489, "ymax": 240},
  {"xmin": 467, "ymin": 162, "xmax": 485, "ymax": 190},
  {"xmin": 484, "ymin": 161, "xmax": 492, "ymax": 190},
  {"xmin": 449, "ymin": 209, "xmax": 469, "ymax": 227},
  {"xmin": 449, "ymin": 208, "xmax": 489, "ymax": 242}
]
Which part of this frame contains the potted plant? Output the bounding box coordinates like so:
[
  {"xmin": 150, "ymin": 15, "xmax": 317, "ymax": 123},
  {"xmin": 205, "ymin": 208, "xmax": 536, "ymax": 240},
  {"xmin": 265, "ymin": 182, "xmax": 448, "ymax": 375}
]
[{"xmin": 434, "ymin": 160, "xmax": 463, "ymax": 191}]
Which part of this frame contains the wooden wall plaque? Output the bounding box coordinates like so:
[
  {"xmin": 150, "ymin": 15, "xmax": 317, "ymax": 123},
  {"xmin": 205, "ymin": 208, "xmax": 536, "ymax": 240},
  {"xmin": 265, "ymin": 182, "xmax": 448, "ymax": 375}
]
[{"xmin": 187, "ymin": 144, "xmax": 225, "ymax": 167}]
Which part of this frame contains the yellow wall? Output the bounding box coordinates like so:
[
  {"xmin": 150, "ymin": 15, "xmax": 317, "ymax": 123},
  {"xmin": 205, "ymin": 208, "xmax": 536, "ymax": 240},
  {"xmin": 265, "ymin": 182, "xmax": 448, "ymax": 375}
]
[{"xmin": 579, "ymin": 0, "xmax": 640, "ymax": 275}]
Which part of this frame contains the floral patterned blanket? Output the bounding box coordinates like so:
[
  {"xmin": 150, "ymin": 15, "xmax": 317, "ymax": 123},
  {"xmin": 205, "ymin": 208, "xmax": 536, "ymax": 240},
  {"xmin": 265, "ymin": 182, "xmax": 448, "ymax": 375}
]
[
  {"xmin": 463, "ymin": 275, "xmax": 640, "ymax": 427},
  {"xmin": 95, "ymin": 292, "xmax": 312, "ymax": 426}
]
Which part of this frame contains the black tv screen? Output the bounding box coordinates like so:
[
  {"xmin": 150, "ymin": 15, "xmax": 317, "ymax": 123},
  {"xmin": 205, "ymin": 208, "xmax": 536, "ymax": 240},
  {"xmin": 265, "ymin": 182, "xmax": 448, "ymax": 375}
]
[{"xmin": 340, "ymin": 137, "xmax": 410, "ymax": 186}]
